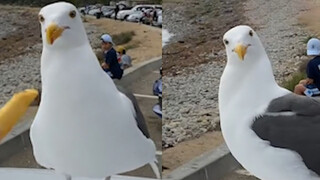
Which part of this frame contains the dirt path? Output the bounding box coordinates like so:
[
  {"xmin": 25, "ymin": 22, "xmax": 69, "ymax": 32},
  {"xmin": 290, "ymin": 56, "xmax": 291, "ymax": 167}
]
[
  {"xmin": 87, "ymin": 17, "xmax": 162, "ymax": 64},
  {"xmin": 298, "ymin": 0, "xmax": 320, "ymax": 35},
  {"xmin": 162, "ymin": 131, "xmax": 224, "ymax": 176}
]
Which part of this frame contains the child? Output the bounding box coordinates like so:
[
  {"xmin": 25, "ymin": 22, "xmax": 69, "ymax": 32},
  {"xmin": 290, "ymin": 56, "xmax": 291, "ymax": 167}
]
[{"xmin": 294, "ymin": 38, "xmax": 320, "ymax": 96}]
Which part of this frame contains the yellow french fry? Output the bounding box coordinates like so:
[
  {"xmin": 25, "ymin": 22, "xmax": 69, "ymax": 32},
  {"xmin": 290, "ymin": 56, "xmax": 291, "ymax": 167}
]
[{"xmin": 0, "ymin": 89, "xmax": 39, "ymax": 140}]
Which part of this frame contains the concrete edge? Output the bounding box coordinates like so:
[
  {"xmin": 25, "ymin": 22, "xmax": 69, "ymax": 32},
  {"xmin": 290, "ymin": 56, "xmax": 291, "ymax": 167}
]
[
  {"xmin": 0, "ymin": 168, "xmax": 157, "ymax": 179},
  {"xmin": 163, "ymin": 143, "xmax": 240, "ymax": 180},
  {"xmin": 0, "ymin": 130, "xmax": 30, "ymax": 162},
  {"xmin": 117, "ymin": 56, "xmax": 162, "ymax": 88}
]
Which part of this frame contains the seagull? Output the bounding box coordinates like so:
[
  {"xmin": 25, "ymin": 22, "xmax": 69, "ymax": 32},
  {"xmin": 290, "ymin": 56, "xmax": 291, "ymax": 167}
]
[
  {"xmin": 30, "ymin": 2, "xmax": 159, "ymax": 179},
  {"xmin": 219, "ymin": 25, "xmax": 320, "ymax": 180}
]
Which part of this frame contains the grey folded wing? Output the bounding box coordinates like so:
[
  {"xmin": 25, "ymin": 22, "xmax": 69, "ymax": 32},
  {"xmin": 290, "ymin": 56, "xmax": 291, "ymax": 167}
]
[
  {"xmin": 267, "ymin": 93, "xmax": 320, "ymax": 116},
  {"xmin": 116, "ymin": 85, "xmax": 151, "ymax": 138},
  {"xmin": 252, "ymin": 93, "xmax": 320, "ymax": 175}
]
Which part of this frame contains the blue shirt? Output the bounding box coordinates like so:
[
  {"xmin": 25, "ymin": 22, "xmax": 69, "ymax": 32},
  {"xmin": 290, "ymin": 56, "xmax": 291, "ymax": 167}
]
[
  {"xmin": 153, "ymin": 78, "xmax": 162, "ymax": 96},
  {"xmin": 307, "ymin": 56, "xmax": 320, "ymax": 89},
  {"xmin": 104, "ymin": 48, "xmax": 123, "ymax": 79}
]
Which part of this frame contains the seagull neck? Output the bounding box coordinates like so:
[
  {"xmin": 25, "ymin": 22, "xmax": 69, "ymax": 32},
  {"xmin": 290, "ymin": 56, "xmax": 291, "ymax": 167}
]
[
  {"xmin": 227, "ymin": 56, "xmax": 277, "ymax": 86},
  {"xmin": 43, "ymin": 43, "xmax": 89, "ymax": 52},
  {"xmin": 219, "ymin": 58, "xmax": 279, "ymax": 116},
  {"xmin": 41, "ymin": 44, "xmax": 93, "ymax": 76}
]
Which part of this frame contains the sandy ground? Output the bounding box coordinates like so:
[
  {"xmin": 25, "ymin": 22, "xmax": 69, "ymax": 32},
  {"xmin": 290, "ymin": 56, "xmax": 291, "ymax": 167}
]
[
  {"xmin": 162, "ymin": 131, "xmax": 224, "ymax": 175},
  {"xmin": 298, "ymin": 0, "xmax": 320, "ymax": 35},
  {"xmin": 87, "ymin": 16, "xmax": 162, "ymax": 64}
]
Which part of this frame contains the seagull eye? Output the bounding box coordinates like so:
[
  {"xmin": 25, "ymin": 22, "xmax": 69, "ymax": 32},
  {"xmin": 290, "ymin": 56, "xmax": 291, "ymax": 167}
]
[
  {"xmin": 249, "ymin": 30, "xmax": 254, "ymax": 37},
  {"xmin": 69, "ymin": 10, "xmax": 76, "ymax": 18},
  {"xmin": 39, "ymin": 15, "xmax": 45, "ymax": 22},
  {"xmin": 224, "ymin": 39, "xmax": 229, "ymax": 45}
]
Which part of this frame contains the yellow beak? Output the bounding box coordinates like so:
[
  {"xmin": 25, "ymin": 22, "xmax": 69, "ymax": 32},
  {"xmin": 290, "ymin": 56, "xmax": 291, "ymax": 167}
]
[
  {"xmin": 234, "ymin": 44, "xmax": 248, "ymax": 61},
  {"xmin": 0, "ymin": 89, "xmax": 38, "ymax": 141},
  {"xmin": 46, "ymin": 23, "xmax": 65, "ymax": 45}
]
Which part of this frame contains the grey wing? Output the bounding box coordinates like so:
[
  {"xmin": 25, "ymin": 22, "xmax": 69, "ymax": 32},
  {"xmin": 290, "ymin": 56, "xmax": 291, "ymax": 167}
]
[
  {"xmin": 267, "ymin": 93, "xmax": 320, "ymax": 116},
  {"xmin": 252, "ymin": 93, "xmax": 320, "ymax": 176},
  {"xmin": 116, "ymin": 85, "xmax": 151, "ymax": 138}
]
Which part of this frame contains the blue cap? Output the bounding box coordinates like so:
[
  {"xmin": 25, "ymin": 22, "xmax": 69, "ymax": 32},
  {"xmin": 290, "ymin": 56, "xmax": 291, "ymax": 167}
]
[
  {"xmin": 307, "ymin": 38, "xmax": 320, "ymax": 56},
  {"xmin": 101, "ymin": 34, "xmax": 114, "ymax": 45}
]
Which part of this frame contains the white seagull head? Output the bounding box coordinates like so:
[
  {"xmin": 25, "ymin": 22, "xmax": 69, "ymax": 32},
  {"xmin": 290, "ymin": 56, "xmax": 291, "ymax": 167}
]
[
  {"xmin": 39, "ymin": 2, "xmax": 88, "ymax": 49},
  {"xmin": 223, "ymin": 25, "xmax": 267, "ymax": 65}
]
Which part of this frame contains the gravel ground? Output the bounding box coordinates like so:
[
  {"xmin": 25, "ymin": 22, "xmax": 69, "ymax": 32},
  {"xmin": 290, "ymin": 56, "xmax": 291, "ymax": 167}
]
[
  {"xmin": 162, "ymin": 0, "xmax": 313, "ymax": 148},
  {"xmin": 245, "ymin": 0, "xmax": 311, "ymax": 82},
  {"xmin": 163, "ymin": 61, "xmax": 223, "ymax": 147},
  {"xmin": 163, "ymin": 0, "xmax": 246, "ymax": 76}
]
